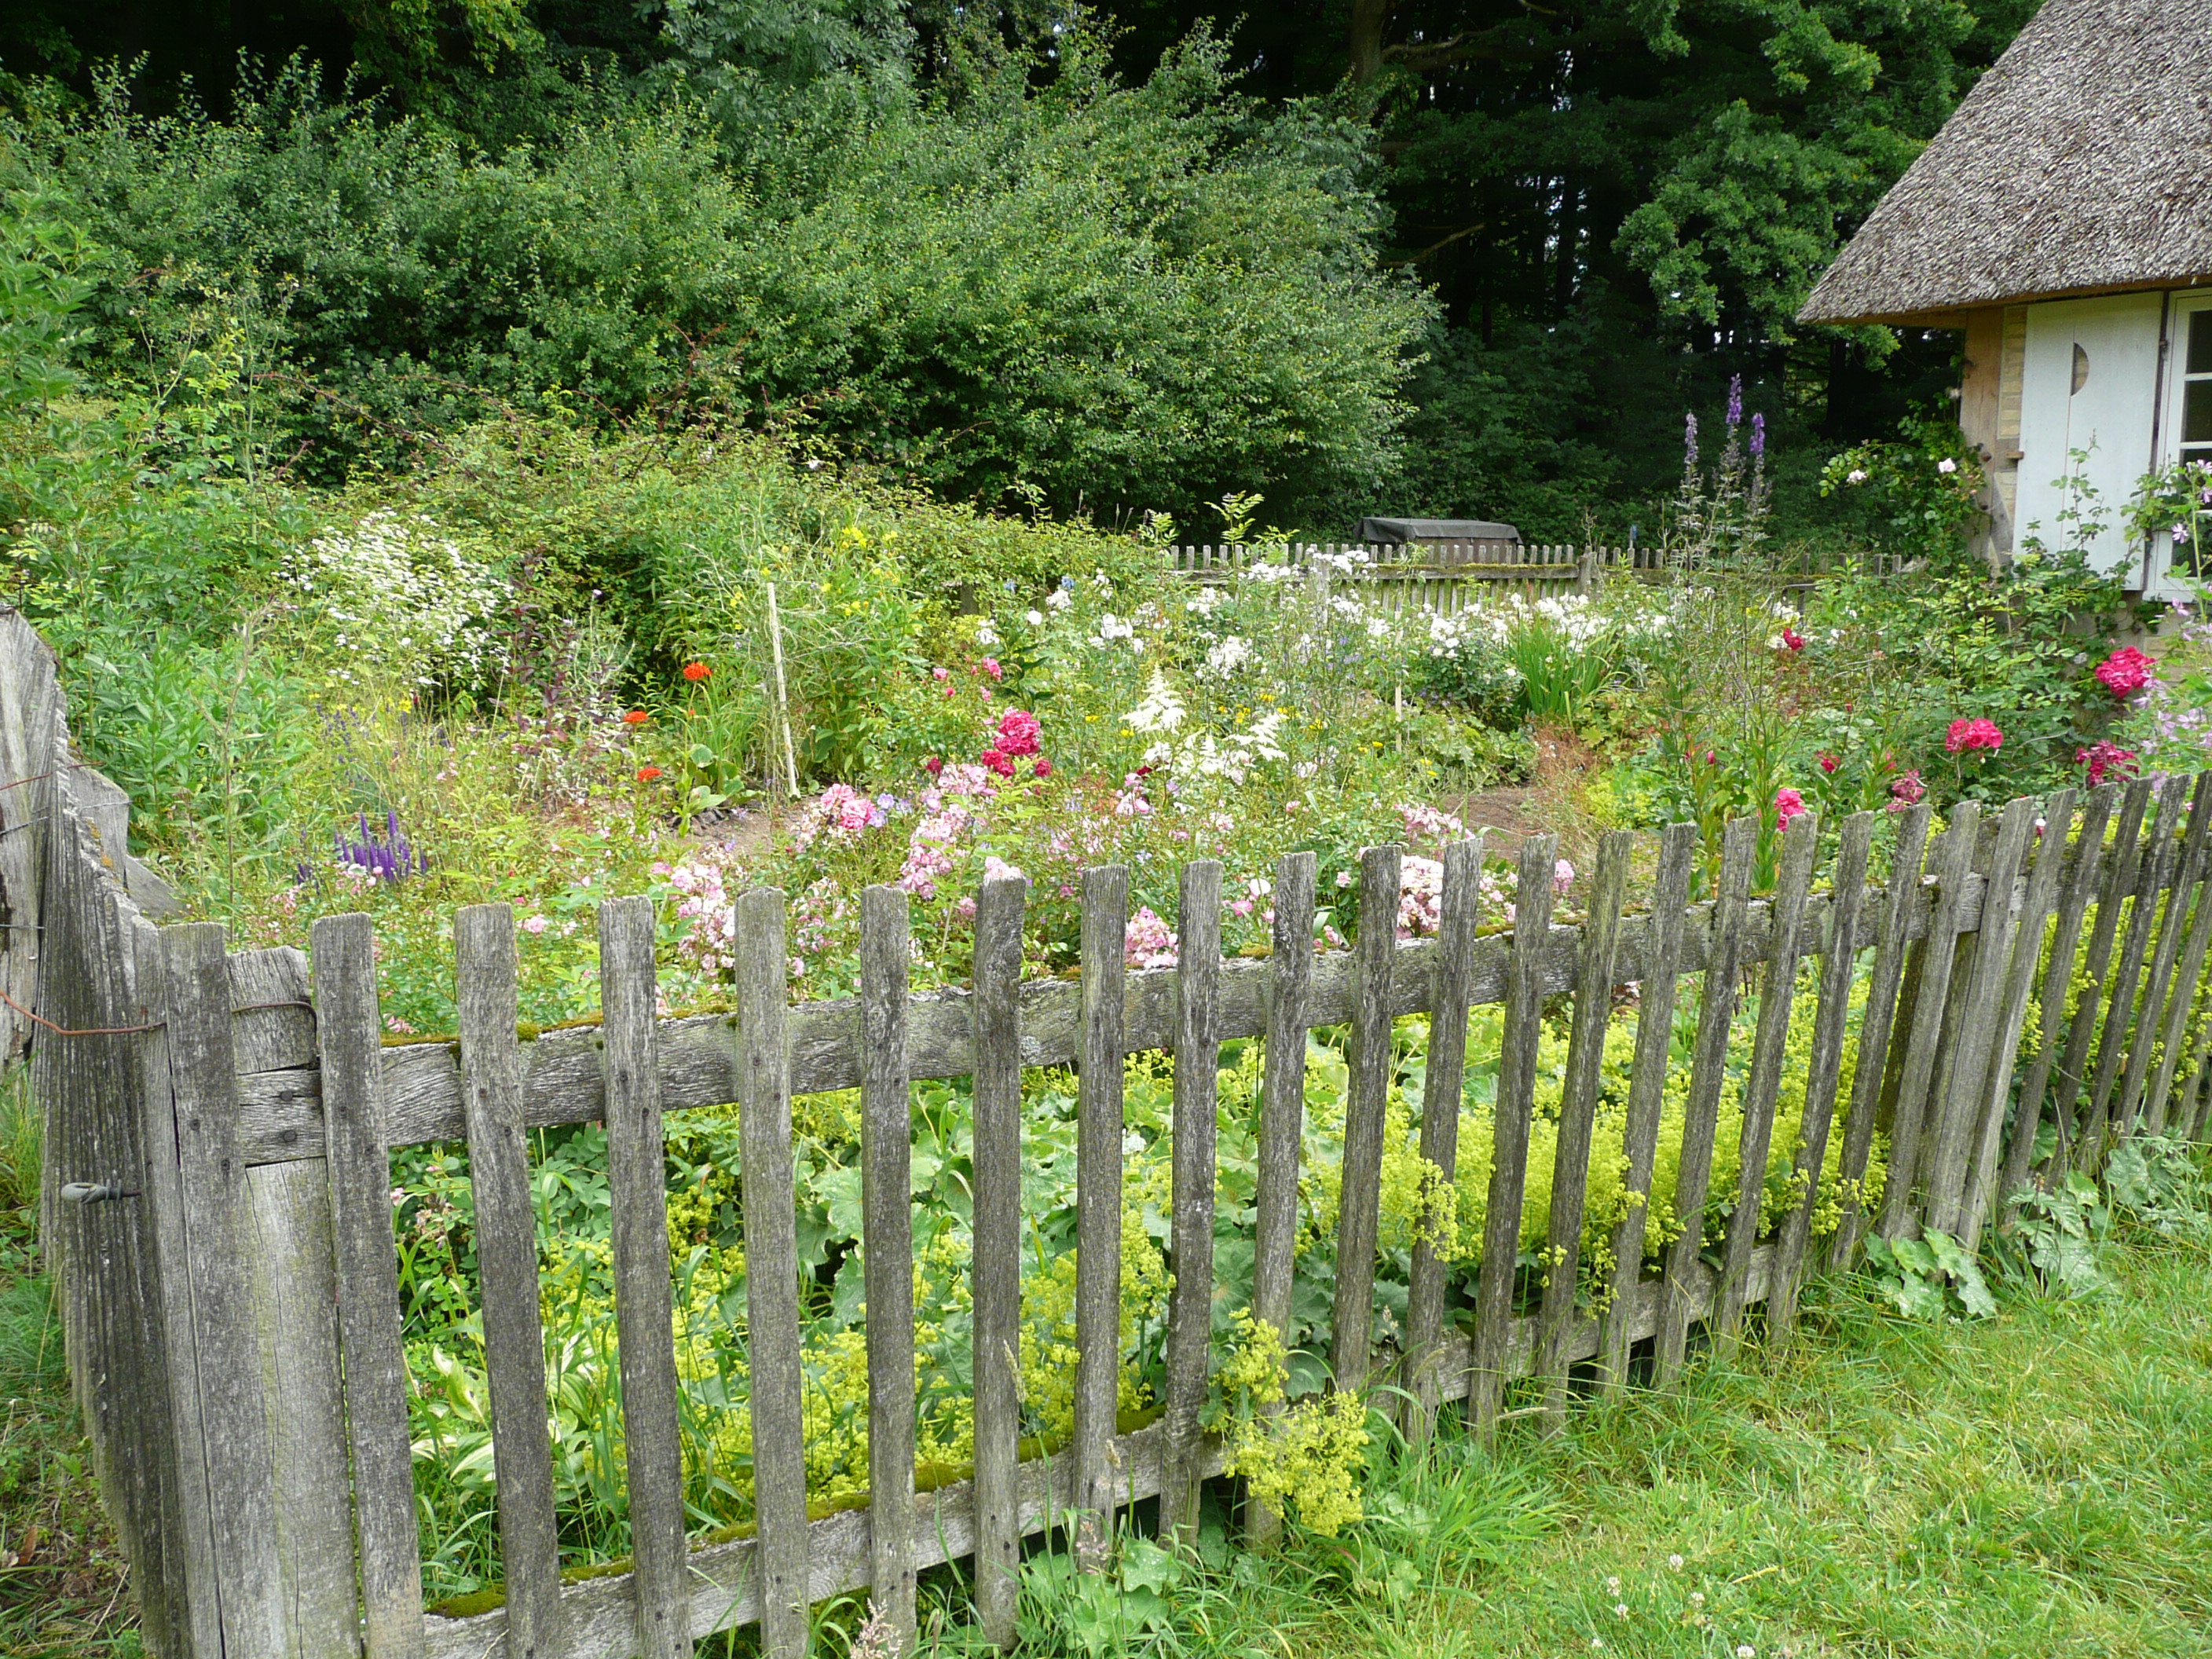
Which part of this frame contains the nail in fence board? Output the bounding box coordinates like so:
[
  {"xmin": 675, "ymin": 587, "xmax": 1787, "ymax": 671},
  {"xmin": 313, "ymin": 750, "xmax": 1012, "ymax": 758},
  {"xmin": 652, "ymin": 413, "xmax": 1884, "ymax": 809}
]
[
  {"xmin": 1715, "ymin": 812, "xmax": 1822, "ymax": 1349},
  {"xmin": 1404, "ymin": 836, "xmax": 1485, "ymax": 1438},
  {"xmin": 1469, "ymin": 834, "xmax": 1559, "ymax": 1430},
  {"xmin": 969, "ymin": 874, "xmax": 1027, "ymax": 1643},
  {"xmin": 1877, "ymin": 804, "xmax": 1982, "ymax": 1238},
  {"xmin": 455, "ymin": 906, "xmax": 566, "ymax": 1659},
  {"xmin": 1655, "ymin": 817, "xmax": 1753, "ymax": 1386},
  {"xmin": 2050, "ymin": 777, "xmax": 2153, "ymax": 1170},
  {"xmin": 1331, "ymin": 844, "xmax": 1401, "ymax": 1394},
  {"xmin": 732, "ymin": 890, "xmax": 808, "ymax": 1659},
  {"xmin": 1073, "ymin": 865, "xmax": 1129, "ymax": 1566},
  {"xmin": 599, "ymin": 897, "xmax": 691, "ymax": 1659},
  {"xmin": 1162, "ymin": 861, "xmax": 1223, "ymax": 1543},
  {"xmin": 166, "ymin": 921, "xmax": 288, "ymax": 1659},
  {"xmin": 2080, "ymin": 773, "xmax": 2188, "ymax": 1161},
  {"xmin": 1536, "ymin": 830, "xmax": 1631, "ymax": 1423},
  {"xmin": 1599, "ymin": 822, "xmax": 1696, "ymax": 1392},
  {"xmin": 2115, "ymin": 771, "xmax": 2212, "ymax": 1139},
  {"xmin": 858, "ymin": 888, "xmax": 918, "ymax": 1649},
  {"xmin": 1769, "ymin": 813, "xmax": 1877, "ymax": 1338},
  {"xmin": 1244, "ymin": 851, "xmax": 1316, "ymax": 1550},
  {"xmin": 311, "ymin": 914, "xmax": 428, "ymax": 1659},
  {"xmin": 2007, "ymin": 786, "xmax": 2117, "ymax": 1196}
]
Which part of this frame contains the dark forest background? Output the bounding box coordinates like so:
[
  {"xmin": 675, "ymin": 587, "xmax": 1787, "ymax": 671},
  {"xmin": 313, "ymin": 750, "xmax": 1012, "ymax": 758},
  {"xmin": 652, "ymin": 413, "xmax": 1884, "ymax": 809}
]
[{"xmin": 0, "ymin": 1, "xmax": 2040, "ymax": 543}]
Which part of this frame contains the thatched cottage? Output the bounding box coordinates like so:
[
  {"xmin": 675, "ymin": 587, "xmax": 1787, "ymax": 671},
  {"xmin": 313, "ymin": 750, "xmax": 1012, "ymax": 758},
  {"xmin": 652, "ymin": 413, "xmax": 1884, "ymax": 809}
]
[{"xmin": 1798, "ymin": 0, "xmax": 2212, "ymax": 593}]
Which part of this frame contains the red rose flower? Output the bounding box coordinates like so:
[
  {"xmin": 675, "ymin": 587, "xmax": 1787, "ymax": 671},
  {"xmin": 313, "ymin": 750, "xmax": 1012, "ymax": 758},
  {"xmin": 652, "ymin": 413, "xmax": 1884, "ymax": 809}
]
[
  {"xmin": 1033, "ymin": 756, "xmax": 1052, "ymax": 778},
  {"xmin": 1781, "ymin": 628, "xmax": 1806, "ymax": 651},
  {"xmin": 996, "ymin": 709, "xmax": 1042, "ymax": 758},
  {"xmin": 980, "ymin": 748, "xmax": 1015, "ymax": 778},
  {"xmin": 1818, "ymin": 753, "xmax": 1840, "ymax": 774}
]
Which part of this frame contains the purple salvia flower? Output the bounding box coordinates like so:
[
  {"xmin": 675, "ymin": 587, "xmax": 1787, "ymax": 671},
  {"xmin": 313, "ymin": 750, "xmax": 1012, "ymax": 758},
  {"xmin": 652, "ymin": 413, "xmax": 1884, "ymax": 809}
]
[
  {"xmin": 1750, "ymin": 412, "xmax": 1765, "ymax": 457},
  {"xmin": 1727, "ymin": 375, "xmax": 1743, "ymax": 427}
]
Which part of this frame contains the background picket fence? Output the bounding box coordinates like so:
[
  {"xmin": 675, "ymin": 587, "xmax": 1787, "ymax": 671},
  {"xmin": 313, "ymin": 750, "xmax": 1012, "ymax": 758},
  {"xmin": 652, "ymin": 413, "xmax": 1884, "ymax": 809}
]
[{"xmin": 16, "ymin": 603, "xmax": 2212, "ymax": 1659}]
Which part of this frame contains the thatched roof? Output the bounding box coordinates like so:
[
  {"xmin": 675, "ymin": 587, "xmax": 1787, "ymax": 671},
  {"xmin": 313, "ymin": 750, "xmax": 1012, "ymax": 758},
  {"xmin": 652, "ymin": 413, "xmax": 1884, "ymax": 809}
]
[{"xmin": 1798, "ymin": 0, "xmax": 2212, "ymax": 326}]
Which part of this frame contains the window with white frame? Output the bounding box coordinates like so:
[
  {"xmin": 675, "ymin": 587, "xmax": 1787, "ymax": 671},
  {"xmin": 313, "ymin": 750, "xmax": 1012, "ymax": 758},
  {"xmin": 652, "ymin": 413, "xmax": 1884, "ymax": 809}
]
[{"xmin": 2184, "ymin": 309, "xmax": 2212, "ymax": 471}]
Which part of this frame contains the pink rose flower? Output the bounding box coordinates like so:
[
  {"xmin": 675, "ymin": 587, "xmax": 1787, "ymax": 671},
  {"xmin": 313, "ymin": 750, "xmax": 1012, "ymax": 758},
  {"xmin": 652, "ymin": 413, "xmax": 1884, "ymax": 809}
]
[{"xmin": 996, "ymin": 709, "xmax": 1042, "ymax": 757}]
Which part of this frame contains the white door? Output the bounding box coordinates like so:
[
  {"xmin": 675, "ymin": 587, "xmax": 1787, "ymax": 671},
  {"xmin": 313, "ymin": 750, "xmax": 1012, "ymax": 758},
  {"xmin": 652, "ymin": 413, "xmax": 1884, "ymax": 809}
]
[
  {"xmin": 2148, "ymin": 295, "xmax": 2212, "ymax": 597},
  {"xmin": 2016, "ymin": 293, "xmax": 2163, "ymax": 581}
]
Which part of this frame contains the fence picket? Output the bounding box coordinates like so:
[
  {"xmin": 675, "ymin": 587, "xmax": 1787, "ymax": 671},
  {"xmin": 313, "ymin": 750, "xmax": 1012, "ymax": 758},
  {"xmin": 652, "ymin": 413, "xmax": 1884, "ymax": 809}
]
[
  {"xmin": 2081, "ymin": 773, "xmax": 2188, "ymax": 1161},
  {"xmin": 1405, "ymin": 835, "xmax": 1485, "ymax": 1439},
  {"xmin": 1536, "ymin": 830, "xmax": 1632, "ymax": 1424},
  {"xmin": 969, "ymin": 873, "xmax": 1027, "ymax": 1643},
  {"xmin": 731, "ymin": 890, "xmax": 808, "ymax": 1659},
  {"xmin": 599, "ymin": 897, "xmax": 690, "ymax": 1659},
  {"xmin": 1073, "ymin": 865, "xmax": 1129, "ymax": 1567},
  {"xmin": 858, "ymin": 887, "xmax": 917, "ymax": 1648},
  {"xmin": 1770, "ymin": 812, "xmax": 1877, "ymax": 1338},
  {"xmin": 2144, "ymin": 808, "xmax": 2212, "ymax": 1134},
  {"xmin": 1331, "ymin": 845, "xmax": 1401, "ymax": 1395},
  {"xmin": 1246, "ymin": 851, "xmax": 1316, "ymax": 1549},
  {"xmin": 1599, "ymin": 822, "xmax": 1696, "ymax": 1393},
  {"xmin": 1877, "ymin": 803, "xmax": 1981, "ymax": 1238},
  {"xmin": 454, "ymin": 905, "xmax": 566, "ymax": 1659},
  {"xmin": 2050, "ymin": 777, "xmax": 2153, "ymax": 1170},
  {"xmin": 2116, "ymin": 771, "xmax": 2212, "ymax": 1138},
  {"xmin": 1163, "ymin": 860, "xmax": 1224, "ymax": 1544},
  {"xmin": 1470, "ymin": 834, "xmax": 1560, "ymax": 1432},
  {"xmin": 1655, "ymin": 817, "xmax": 1754, "ymax": 1386},
  {"xmin": 1715, "ymin": 812, "xmax": 1822, "ymax": 1348}
]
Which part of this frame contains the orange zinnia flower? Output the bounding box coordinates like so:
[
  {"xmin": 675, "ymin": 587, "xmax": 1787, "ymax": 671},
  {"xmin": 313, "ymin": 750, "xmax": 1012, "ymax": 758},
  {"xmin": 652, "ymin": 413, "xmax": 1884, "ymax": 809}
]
[
  {"xmin": 683, "ymin": 662, "xmax": 711, "ymax": 682},
  {"xmin": 637, "ymin": 765, "xmax": 663, "ymax": 782},
  {"xmin": 622, "ymin": 709, "xmax": 650, "ymax": 725}
]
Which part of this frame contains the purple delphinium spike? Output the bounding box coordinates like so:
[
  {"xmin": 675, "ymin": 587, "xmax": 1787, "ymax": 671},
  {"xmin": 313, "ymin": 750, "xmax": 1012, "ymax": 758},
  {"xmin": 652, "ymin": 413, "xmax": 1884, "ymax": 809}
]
[
  {"xmin": 1751, "ymin": 412, "xmax": 1766, "ymax": 457},
  {"xmin": 1685, "ymin": 412, "xmax": 1699, "ymax": 468},
  {"xmin": 1727, "ymin": 375, "xmax": 1743, "ymax": 427}
]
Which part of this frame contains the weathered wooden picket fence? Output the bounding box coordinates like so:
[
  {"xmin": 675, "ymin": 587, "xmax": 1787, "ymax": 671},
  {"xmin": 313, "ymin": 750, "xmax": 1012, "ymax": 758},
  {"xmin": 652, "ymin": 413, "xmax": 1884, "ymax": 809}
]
[{"xmin": 19, "ymin": 599, "xmax": 2212, "ymax": 1659}]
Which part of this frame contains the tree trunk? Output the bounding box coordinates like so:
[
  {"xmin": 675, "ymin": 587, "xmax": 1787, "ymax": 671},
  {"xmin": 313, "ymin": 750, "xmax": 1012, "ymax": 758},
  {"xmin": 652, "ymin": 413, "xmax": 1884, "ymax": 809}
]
[{"xmin": 1349, "ymin": 0, "xmax": 1393, "ymax": 84}]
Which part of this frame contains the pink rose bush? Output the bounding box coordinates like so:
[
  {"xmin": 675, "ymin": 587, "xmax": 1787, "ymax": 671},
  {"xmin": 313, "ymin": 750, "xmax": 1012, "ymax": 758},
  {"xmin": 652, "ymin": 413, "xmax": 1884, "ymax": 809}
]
[
  {"xmin": 2094, "ymin": 646, "xmax": 2154, "ymax": 699},
  {"xmin": 1944, "ymin": 718, "xmax": 2003, "ymax": 755}
]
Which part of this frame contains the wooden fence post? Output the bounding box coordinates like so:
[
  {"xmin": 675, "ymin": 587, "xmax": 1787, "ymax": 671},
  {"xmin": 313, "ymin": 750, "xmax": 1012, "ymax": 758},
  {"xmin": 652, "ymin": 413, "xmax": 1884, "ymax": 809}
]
[
  {"xmin": 1331, "ymin": 845, "xmax": 1400, "ymax": 1396},
  {"xmin": 1073, "ymin": 866, "xmax": 1128, "ymax": 1569},
  {"xmin": 2050, "ymin": 777, "xmax": 2153, "ymax": 1171},
  {"xmin": 1162, "ymin": 861, "xmax": 1222, "ymax": 1544},
  {"xmin": 2079, "ymin": 773, "xmax": 2188, "ymax": 1162},
  {"xmin": 859, "ymin": 886, "xmax": 917, "ymax": 1649},
  {"xmin": 1878, "ymin": 803, "xmax": 1981, "ymax": 1239},
  {"xmin": 969, "ymin": 873, "xmax": 1027, "ymax": 1644},
  {"xmin": 2115, "ymin": 771, "xmax": 2212, "ymax": 1140}
]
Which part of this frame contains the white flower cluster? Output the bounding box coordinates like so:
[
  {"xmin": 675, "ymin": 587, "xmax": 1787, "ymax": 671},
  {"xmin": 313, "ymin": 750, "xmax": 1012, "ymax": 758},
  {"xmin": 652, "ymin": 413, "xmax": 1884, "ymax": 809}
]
[
  {"xmin": 1203, "ymin": 635, "xmax": 1254, "ymax": 678},
  {"xmin": 1124, "ymin": 671, "xmax": 1285, "ymax": 783},
  {"xmin": 284, "ymin": 511, "xmax": 503, "ymax": 690}
]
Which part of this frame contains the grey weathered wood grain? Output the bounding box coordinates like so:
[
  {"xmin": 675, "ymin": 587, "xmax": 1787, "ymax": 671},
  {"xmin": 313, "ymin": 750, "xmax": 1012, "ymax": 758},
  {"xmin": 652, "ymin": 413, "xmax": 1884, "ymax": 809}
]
[
  {"xmin": 2116, "ymin": 771, "xmax": 2212, "ymax": 1139},
  {"xmin": 1655, "ymin": 817, "xmax": 1754, "ymax": 1386},
  {"xmin": 1072, "ymin": 865, "xmax": 1128, "ymax": 1567},
  {"xmin": 969, "ymin": 873, "xmax": 1026, "ymax": 1645},
  {"xmin": 455, "ymin": 905, "xmax": 566, "ymax": 1659},
  {"xmin": 1162, "ymin": 860, "xmax": 1222, "ymax": 1544},
  {"xmin": 1469, "ymin": 834, "xmax": 1559, "ymax": 1432},
  {"xmin": 1404, "ymin": 835, "xmax": 1484, "ymax": 1440},
  {"xmin": 1331, "ymin": 844, "xmax": 1401, "ymax": 1396},
  {"xmin": 1715, "ymin": 811, "xmax": 1821, "ymax": 1349},
  {"xmin": 857, "ymin": 887, "xmax": 917, "ymax": 1650},
  {"xmin": 2144, "ymin": 801, "xmax": 2212, "ymax": 1134},
  {"xmin": 2050, "ymin": 777, "xmax": 2152, "ymax": 1172},
  {"xmin": 229, "ymin": 948, "xmax": 316, "ymax": 1074},
  {"xmin": 2080, "ymin": 773, "xmax": 2187, "ymax": 1163},
  {"xmin": 1536, "ymin": 830, "xmax": 1631, "ymax": 1423},
  {"xmin": 731, "ymin": 890, "xmax": 808, "ymax": 1659},
  {"xmin": 1961, "ymin": 790, "xmax": 2077, "ymax": 1245},
  {"xmin": 1598, "ymin": 822, "xmax": 1696, "ymax": 1393},
  {"xmin": 1921, "ymin": 797, "xmax": 2037, "ymax": 1236},
  {"xmin": 167, "ymin": 921, "xmax": 288, "ymax": 1659},
  {"xmin": 311, "ymin": 912, "xmax": 428, "ymax": 1659},
  {"xmin": 599, "ymin": 897, "xmax": 690, "ymax": 1659},
  {"xmin": 2005, "ymin": 786, "xmax": 2116, "ymax": 1201},
  {"xmin": 419, "ymin": 1239, "xmax": 1787, "ymax": 1659},
  {"xmin": 1877, "ymin": 803, "xmax": 1981, "ymax": 1239},
  {"xmin": 1245, "ymin": 851, "xmax": 1315, "ymax": 1551},
  {"xmin": 1769, "ymin": 813, "xmax": 1877, "ymax": 1339}
]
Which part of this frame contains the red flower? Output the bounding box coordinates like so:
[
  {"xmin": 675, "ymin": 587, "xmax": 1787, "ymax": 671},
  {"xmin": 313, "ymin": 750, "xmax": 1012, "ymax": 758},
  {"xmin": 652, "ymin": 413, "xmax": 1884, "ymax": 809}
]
[
  {"xmin": 636, "ymin": 765, "xmax": 663, "ymax": 782},
  {"xmin": 997, "ymin": 708, "xmax": 1042, "ymax": 757},
  {"xmin": 622, "ymin": 709, "xmax": 650, "ymax": 726},
  {"xmin": 1945, "ymin": 717, "xmax": 2004, "ymax": 754},
  {"xmin": 923, "ymin": 755, "xmax": 943, "ymax": 776},
  {"xmin": 1781, "ymin": 628, "xmax": 1806, "ymax": 651},
  {"xmin": 1818, "ymin": 753, "xmax": 1840, "ymax": 774},
  {"xmin": 1889, "ymin": 770, "xmax": 1926, "ymax": 810},
  {"xmin": 1033, "ymin": 756, "xmax": 1052, "ymax": 778},
  {"xmin": 980, "ymin": 657, "xmax": 1004, "ymax": 682},
  {"xmin": 682, "ymin": 662, "xmax": 712, "ymax": 682},
  {"xmin": 1703, "ymin": 750, "xmax": 1717, "ymax": 766},
  {"xmin": 2093, "ymin": 646, "xmax": 2153, "ymax": 699},
  {"xmin": 1775, "ymin": 786, "xmax": 1808, "ymax": 830},
  {"xmin": 2076, "ymin": 740, "xmax": 2139, "ymax": 786},
  {"xmin": 980, "ymin": 748, "xmax": 1015, "ymax": 778}
]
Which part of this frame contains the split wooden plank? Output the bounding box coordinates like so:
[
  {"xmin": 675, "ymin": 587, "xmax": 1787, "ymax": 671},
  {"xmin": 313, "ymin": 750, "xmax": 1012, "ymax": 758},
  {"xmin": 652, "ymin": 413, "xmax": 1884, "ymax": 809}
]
[
  {"xmin": 599, "ymin": 897, "xmax": 690, "ymax": 1659},
  {"xmin": 969, "ymin": 873, "xmax": 1027, "ymax": 1645},
  {"xmin": 1921, "ymin": 797, "xmax": 2038, "ymax": 1236},
  {"xmin": 2005, "ymin": 786, "xmax": 2117, "ymax": 1200},
  {"xmin": 455, "ymin": 906, "xmax": 566, "ymax": 1659},
  {"xmin": 1536, "ymin": 830, "xmax": 1632, "ymax": 1424},
  {"xmin": 1469, "ymin": 834, "xmax": 1560, "ymax": 1431},
  {"xmin": 1404, "ymin": 835, "xmax": 1485, "ymax": 1439},
  {"xmin": 1654, "ymin": 817, "xmax": 1754, "ymax": 1387},
  {"xmin": 2144, "ymin": 811, "xmax": 2212, "ymax": 1135},
  {"xmin": 1768, "ymin": 812, "xmax": 1877, "ymax": 1339},
  {"xmin": 1331, "ymin": 844, "xmax": 1401, "ymax": 1396},
  {"xmin": 1877, "ymin": 803, "xmax": 1982, "ymax": 1239},
  {"xmin": 731, "ymin": 890, "xmax": 808, "ymax": 1659},
  {"xmin": 1598, "ymin": 822, "xmax": 1697, "ymax": 1393},
  {"xmin": 311, "ymin": 913, "xmax": 427, "ymax": 1659},
  {"xmin": 2079, "ymin": 772, "xmax": 2188, "ymax": 1163},
  {"xmin": 165, "ymin": 922, "xmax": 288, "ymax": 1659},
  {"xmin": 2049, "ymin": 777, "xmax": 2153, "ymax": 1172},
  {"xmin": 2116, "ymin": 771, "xmax": 2212, "ymax": 1138},
  {"xmin": 1072, "ymin": 865, "xmax": 1129, "ymax": 1568},
  {"xmin": 1245, "ymin": 851, "xmax": 1315, "ymax": 1551},
  {"xmin": 1162, "ymin": 860, "xmax": 1223, "ymax": 1544},
  {"xmin": 1960, "ymin": 790, "xmax": 2078, "ymax": 1247},
  {"xmin": 1715, "ymin": 811, "xmax": 1822, "ymax": 1349}
]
